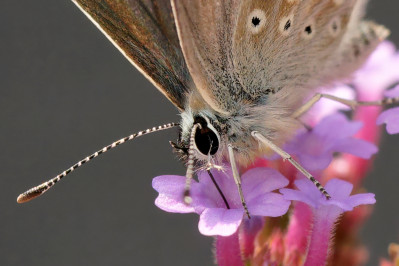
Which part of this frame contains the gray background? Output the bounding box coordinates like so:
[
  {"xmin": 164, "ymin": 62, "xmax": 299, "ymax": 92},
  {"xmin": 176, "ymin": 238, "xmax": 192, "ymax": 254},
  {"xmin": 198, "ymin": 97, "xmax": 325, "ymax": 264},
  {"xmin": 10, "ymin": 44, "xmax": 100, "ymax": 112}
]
[{"xmin": 1, "ymin": 1, "xmax": 398, "ymax": 265}]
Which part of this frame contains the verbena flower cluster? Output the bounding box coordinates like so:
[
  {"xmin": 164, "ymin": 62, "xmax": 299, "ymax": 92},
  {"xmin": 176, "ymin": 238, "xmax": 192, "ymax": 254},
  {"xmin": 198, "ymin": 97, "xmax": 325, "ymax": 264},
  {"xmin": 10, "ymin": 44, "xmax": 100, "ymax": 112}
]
[{"xmin": 153, "ymin": 41, "xmax": 399, "ymax": 266}]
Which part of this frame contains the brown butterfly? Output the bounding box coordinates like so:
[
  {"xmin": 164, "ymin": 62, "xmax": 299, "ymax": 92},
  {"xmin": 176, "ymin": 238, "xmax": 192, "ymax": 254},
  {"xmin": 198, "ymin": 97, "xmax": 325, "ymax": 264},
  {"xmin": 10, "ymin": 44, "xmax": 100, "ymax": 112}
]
[{"xmin": 18, "ymin": 0, "xmax": 388, "ymax": 217}]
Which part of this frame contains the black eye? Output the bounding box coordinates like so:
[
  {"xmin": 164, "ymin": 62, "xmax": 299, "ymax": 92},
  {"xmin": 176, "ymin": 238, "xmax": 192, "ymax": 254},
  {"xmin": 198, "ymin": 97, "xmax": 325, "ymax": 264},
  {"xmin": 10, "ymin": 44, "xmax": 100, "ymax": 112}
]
[{"xmin": 194, "ymin": 126, "xmax": 219, "ymax": 155}]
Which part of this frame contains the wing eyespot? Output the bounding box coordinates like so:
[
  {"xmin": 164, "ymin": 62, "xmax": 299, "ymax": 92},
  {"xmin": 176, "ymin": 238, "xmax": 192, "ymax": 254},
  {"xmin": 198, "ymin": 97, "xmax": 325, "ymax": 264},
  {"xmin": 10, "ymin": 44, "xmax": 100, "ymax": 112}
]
[
  {"xmin": 284, "ymin": 20, "xmax": 292, "ymax": 31},
  {"xmin": 302, "ymin": 20, "xmax": 316, "ymax": 40},
  {"xmin": 247, "ymin": 9, "xmax": 266, "ymax": 35},
  {"xmin": 328, "ymin": 17, "xmax": 341, "ymax": 37},
  {"xmin": 252, "ymin": 17, "xmax": 261, "ymax": 27},
  {"xmin": 279, "ymin": 14, "xmax": 294, "ymax": 36}
]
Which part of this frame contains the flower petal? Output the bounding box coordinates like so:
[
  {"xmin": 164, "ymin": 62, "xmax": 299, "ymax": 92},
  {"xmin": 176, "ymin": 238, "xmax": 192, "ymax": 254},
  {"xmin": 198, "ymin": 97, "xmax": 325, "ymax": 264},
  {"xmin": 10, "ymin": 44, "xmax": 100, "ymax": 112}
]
[
  {"xmin": 284, "ymin": 113, "xmax": 370, "ymax": 171},
  {"xmin": 384, "ymin": 84, "xmax": 399, "ymax": 98},
  {"xmin": 198, "ymin": 208, "xmax": 244, "ymax": 236},
  {"xmin": 322, "ymin": 199, "xmax": 353, "ymax": 211},
  {"xmin": 282, "ymin": 178, "xmax": 376, "ymax": 212},
  {"xmin": 304, "ymin": 85, "xmax": 354, "ymax": 125},
  {"xmin": 242, "ymin": 168, "xmax": 289, "ymax": 200},
  {"xmin": 333, "ymin": 138, "xmax": 378, "ymax": 159},
  {"xmin": 195, "ymin": 171, "xmax": 230, "ymax": 209},
  {"xmin": 198, "ymin": 168, "xmax": 241, "ymax": 209},
  {"xmin": 153, "ymin": 175, "xmax": 196, "ymax": 213},
  {"xmin": 313, "ymin": 113, "xmax": 363, "ymax": 140},
  {"xmin": 297, "ymin": 152, "xmax": 333, "ymax": 171},
  {"xmin": 280, "ymin": 188, "xmax": 317, "ymax": 209},
  {"xmin": 377, "ymin": 107, "xmax": 399, "ymax": 134},
  {"xmin": 247, "ymin": 193, "xmax": 291, "ymax": 217},
  {"xmin": 324, "ymin": 179, "xmax": 353, "ymax": 200},
  {"xmin": 346, "ymin": 193, "xmax": 376, "ymax": 208},
  {"xmin": 354, "ymin": 41, "xmax": 399, "ymax": 96}
]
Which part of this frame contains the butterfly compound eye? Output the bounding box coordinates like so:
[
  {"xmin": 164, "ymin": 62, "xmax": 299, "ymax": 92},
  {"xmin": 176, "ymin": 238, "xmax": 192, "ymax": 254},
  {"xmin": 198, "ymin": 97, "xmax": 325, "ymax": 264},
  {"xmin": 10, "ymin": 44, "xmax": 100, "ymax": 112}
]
[{"xmin": 193, "ymin": 118, "xmax": 220, "ymax": 156}]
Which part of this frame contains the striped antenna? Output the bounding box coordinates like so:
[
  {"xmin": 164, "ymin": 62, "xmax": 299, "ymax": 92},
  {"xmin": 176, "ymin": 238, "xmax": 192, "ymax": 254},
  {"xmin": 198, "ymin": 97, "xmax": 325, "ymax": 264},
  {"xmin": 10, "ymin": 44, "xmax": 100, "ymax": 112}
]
[
  {"xmin": 183, "ymin": 123, "xmax": 201, "ymax": 204},
  {"xmin": 17, "ymin": 123, "xmax": 179, "ymax": 203}
]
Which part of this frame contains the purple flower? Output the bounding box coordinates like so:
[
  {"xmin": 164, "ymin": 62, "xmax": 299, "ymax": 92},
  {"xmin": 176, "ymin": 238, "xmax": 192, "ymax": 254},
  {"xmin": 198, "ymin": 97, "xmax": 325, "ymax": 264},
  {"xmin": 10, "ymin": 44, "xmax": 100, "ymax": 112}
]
[
  {"xmin": 383, "ymin": 84, "xmax": 399, "ymax": 99},
  {"xmin": 280, "ymin": 178, "xmax": 376, "ymax": 266},
  {"xmin": 284, "ymin": 113, "xmax": 378, "ymax": 171},
  {"xmin": 304, "ymin": 85, "xmax": 355, "ymax": 125},
  {"xmin": 353, "ymin": 41, "xmax": 399, "ymax": 98},
  {"xmin": 153, "ymin": 167, "xmax": 290, "ymax": 236},
  {"xmin": 280, "ymin": 178, "xmax": 376, "ymax": 212},
  {"xmin": 377, "ymin": 85, "xmax": 399, "ymax": 134},
  {"xmin": 377, "ymin": 107, "xmax": 399, "ymax": 134}
]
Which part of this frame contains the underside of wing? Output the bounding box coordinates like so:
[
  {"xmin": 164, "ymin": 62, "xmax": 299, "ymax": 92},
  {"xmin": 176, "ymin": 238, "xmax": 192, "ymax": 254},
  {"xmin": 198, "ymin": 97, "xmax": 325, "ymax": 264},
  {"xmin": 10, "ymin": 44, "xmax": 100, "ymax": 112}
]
[
  {"xmin": 171, "ymin": 0, "xmax": 243, "ymax": 113},
  {"xmin": 73, "ymin": 0, "xmax": 193, "ymax": 110},
  {"xmin": 172, "ymin": 0, "xmax": 388, "ymax": 113}
]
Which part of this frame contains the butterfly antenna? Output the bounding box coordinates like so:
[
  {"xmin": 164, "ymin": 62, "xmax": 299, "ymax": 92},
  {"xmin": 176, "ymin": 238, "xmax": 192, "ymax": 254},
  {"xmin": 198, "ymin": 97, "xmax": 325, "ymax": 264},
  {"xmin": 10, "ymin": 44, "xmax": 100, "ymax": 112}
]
[
  {"xmin": 183, "ymin": 123, "xmax": 201, "ymax": 204},
  {"xmin": 17, "ymin": 123, "xmax": 179, "ymax": 204}
]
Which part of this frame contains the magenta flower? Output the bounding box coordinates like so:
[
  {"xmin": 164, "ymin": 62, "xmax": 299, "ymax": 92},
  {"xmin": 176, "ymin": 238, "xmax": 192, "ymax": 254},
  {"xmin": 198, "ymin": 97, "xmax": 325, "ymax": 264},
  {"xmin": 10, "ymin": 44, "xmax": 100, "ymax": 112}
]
[
  {"xmin": 153, "ymin": 167, "xmax": 290, "ymax": 236},
  {"xmin": 284, "ymin": 113, "xmax": 378, "ymax": 171},
  {"xmin": 377, "ymin": 85, "xmax": 399, "ymax": 134},
  {"xmin": 280, "ymin": 178, "xmax": 376, "ymax": 266}
]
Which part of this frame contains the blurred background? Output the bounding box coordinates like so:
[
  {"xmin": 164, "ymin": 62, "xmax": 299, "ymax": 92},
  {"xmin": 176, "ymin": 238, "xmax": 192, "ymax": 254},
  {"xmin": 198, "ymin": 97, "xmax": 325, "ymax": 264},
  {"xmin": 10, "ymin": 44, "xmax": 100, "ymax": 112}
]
[{"xmin": 1, "ymin": 1, "xmax": 398, "ymax": 265}]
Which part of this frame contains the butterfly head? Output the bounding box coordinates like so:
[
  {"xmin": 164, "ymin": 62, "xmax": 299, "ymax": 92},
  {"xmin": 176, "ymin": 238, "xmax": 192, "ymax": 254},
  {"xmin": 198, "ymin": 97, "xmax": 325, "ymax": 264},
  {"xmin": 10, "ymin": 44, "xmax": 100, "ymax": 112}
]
[{"xmin": 171, "ymin": 110, "xmax": 227, "ymax": 164}]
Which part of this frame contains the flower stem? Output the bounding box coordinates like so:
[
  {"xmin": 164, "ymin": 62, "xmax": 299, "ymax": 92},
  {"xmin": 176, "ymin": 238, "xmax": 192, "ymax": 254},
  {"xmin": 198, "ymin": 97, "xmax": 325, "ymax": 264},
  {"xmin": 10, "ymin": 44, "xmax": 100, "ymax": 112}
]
[
  {"xmin": 304, "ymin": 206, "xmax": 342, "ymax": 266},
  {"xmin": 215, "ymin": 231, "xmax": 244, "ymax": 266}
]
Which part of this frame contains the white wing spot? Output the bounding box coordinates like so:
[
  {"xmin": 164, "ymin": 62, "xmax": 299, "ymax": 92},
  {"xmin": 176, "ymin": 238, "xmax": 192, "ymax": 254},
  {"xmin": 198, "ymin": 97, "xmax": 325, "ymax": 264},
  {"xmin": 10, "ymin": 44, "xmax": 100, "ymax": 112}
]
[{"xmin": 247, "ymin": 9, "xmax": 266, "ymax": 35}]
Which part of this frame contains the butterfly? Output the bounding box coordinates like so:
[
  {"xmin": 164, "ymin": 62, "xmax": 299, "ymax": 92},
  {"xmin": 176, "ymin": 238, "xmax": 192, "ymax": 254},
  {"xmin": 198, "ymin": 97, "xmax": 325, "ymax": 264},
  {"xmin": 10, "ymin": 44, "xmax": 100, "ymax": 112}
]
[{"xmin": 17, "ymin": 0, "xmax": 388, "ymax": 217}]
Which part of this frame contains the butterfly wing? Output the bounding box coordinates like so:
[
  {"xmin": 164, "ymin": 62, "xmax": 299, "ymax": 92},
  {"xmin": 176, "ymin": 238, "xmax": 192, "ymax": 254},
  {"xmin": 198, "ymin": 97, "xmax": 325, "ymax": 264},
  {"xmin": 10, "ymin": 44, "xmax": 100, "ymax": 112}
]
[
  {"xmin": 171, "ymin": 0, "xmax": 388, "ymax": 113},
  {"xmin": 73, "ymin": 0, "xmax": 193, "ymax": 110},
  {"xmin": 170, "ymin": 0, "xmax": 242, "ymax": 114}
]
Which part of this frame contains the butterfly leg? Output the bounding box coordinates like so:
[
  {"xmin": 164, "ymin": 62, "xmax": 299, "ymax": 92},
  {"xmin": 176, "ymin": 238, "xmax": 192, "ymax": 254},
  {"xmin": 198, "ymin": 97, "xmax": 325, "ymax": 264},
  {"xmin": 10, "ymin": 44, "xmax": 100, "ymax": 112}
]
[
  {"xmin": 228, "ymin": 144, "xmax": 251, "ymax": 219},
  {"xmin": 251, "ymin": 131, "xmax": 331, "ymax": 200},
  {"xmin": 292, "ymin": 93, "xmax": 399, "ymax": 119}
]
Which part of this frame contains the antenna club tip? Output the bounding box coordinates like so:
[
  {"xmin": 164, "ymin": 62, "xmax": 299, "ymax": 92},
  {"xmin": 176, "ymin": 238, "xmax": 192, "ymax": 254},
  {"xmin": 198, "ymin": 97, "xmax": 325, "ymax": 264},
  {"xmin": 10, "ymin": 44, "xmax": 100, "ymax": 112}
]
[
  {"xmin": 184, "ymin": 196, "xmax": 192, "ymax": 205},
  {"xmin": 17, "ymin": 194, "xmax": 28, "ymax": 204},
  {"xmin": 17, "ymin": 190, "xmax": 43, "ymax": 204},
  {"xmin": 183, "ymin": 190, "xmax": 192, "ymax": 205}
]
